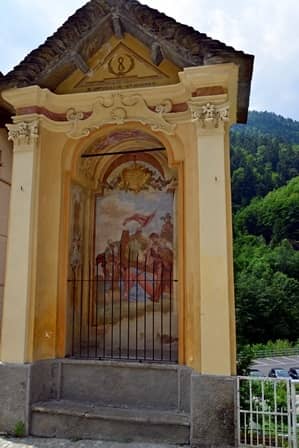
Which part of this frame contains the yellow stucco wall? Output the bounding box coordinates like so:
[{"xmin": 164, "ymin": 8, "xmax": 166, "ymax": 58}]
[
  {"xmin": 0, "ymin": 61, "xmax": 238, "ymax": 375},
  {"xmin": 32, "ymin": 130, "xmax": 68, "ymax": 360},
  {"xmin": 0, "ymin": 129, "xmax": 12, "ymax": 334}
]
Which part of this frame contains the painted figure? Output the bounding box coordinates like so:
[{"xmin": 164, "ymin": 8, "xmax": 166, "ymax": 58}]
[{"xmin": 96, "ymin": 208, "xmax": 173, "ymax": 306}]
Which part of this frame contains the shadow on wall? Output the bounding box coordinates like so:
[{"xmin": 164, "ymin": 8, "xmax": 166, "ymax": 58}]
[{"xmin": 0, "ymin": 128, "xmax": 13, "ymax": 338}]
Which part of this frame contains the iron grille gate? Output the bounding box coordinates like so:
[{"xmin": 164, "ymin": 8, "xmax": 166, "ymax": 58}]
[
  {"xmin": 237, "ymin": 376, "xmax": 298, "ymax": 448},
  {"xmin": 68, "ymin": 249, "xmax": 178, "ymax": 363}
]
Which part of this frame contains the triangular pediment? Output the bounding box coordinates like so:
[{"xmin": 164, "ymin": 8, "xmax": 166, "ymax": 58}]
[
  {"xmin": 0, "ymin": 0, "xmax": 254, "ymax": 123},
  {"xmin": 56, "ymin": 35, "xmax": 180, "ymax": 94}
]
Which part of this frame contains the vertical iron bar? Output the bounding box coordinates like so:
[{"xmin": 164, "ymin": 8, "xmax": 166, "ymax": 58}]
[
  {"xmin": 95, "ymin": 263, "xmax": 99, "ymax": 358},
  {"xmin": 152, "ymin": 261, "xmax": 155, "ymax": 361},
  {"xmin": 274, "ymin": 381, "xmax": 278, "ymax": 447},
  {"xmin": 144, "ymin": 256, "xmax": 147, "ymax": 361},
  {"xmin": 87, "ymin": 270, "xmax": 91, "ymax": 359},
  {"xmin": 287, "ymin": 380, "xmax": 292, "ymax": 448},
  {"xmin": 169, "ymin": 266, "xmax": 173, "ymax": 361},
  {"xmin": 161, "ymin": 265, "xmax": 164, "ymax": 361},
  {"xmin": 135, "ymin": 255, "xmax": 139, "ymax": 360},
  {"xmin": 79, "ymin": 266, "xmax": 83, "ymax": 358},
  {"xmin": 256, "ymin": 405, "xmax": 259, "ymax": 447},
  {"xmin": 71, "ymin": 268, "xmax": 76, "ymax": 356},
  {"xmin": 268, "ymin": 408, "xmax": 271, "ymax": 447},
  {"xmin": 127, "ymin": 249, "xmax": 131, "ymax": 359},
  {"xmin": 244, "ymin": 412, "xmax": 247, "ymax": 446},
  {"xmin": 280, "ymin": 410, "xmax": 284, "ymax": 447},
  {"xmin": 103, "ymin": 252, "xmax": 107, "ymax": 358},
  {"xmin": 111, "ymin": 248, "xmax": 115, "ymax": 358},
  {"xmin": 291, "ymin": 380, "xmax": 298, "ymax": 448},
  {"xmin": 249, "ymin": 379, "xmax": 253, "ymax": 447},
  {"xmin": 119, "ymin": 244, "xmax": 122, "ymax": 359},
  {"xmin": 236, "ymin": 378, "xmax": 241, "ymax": 448},
  {"xmin": 262, "ymin": 380, "xmax": 265, "ymax": 447}
]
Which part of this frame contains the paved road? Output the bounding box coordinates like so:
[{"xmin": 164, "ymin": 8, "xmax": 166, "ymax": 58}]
[
  {"xmin": 0, "ymin": 439, "xmax": 180, "ymax": 448},
  {"xmin": 251, "ymin": 355, "xmax": 299, "ymax": 376}
]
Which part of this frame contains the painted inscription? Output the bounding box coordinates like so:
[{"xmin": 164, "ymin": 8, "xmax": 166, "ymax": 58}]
[{"xmin": 108, "ymin": 54, "xmax": 135, "ymax": 76}]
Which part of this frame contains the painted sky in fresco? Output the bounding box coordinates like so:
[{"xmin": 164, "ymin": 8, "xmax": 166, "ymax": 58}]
[
  {"xmin": 1, "ymin": 0, "xmax": 298, "ymax": 120},
  {"xmin": 95, "ymin": 191, "xmax": 174, "ymax": 253}
]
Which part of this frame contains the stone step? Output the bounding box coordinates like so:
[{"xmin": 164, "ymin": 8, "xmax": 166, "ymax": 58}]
[
  {"xmin": 31, "ymin": 400, "xmax": 190, "ymax": 444},
  {"xmin": 58, "ymin": 360, "xmax": 191, "ymax": 412}
]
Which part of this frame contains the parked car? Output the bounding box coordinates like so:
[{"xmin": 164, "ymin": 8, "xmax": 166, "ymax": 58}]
[
  {"xmin": 268, "ymin": 368, "xmax": 290, "ymax": 378},
  {"xmin": 248, "ymin": 368, "xmax": 264, "ymax": 377},
  {"xmin": 288, "ymin": 368, "xmax": 299, "ymax": 379}
]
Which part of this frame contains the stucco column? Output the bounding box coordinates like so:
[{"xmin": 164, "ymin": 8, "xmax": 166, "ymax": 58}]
[
  {"xmin": 0, "ymin": 120, "xmax": 39, "ymax": 363},
  {"xmin": 191, "ymin": 102, "xmax": 236, "ymax": 375}
]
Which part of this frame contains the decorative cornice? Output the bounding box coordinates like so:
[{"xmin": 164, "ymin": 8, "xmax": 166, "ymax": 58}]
[
  {"xmin": 155, "ymin": 99, "xmax": 173, "ymax": 114},
  {"xmin": 66, "ymin": 108, "xmax": 85, "ymax": 121},
  {"xmin": 189, "ymin": 102, "xmax": 229, "ymax": 128},
  {"xmin": 66, "ymin": 93, "xmax": 175, "ymax": 138},
  {"xmin": 0, "ymin": 0, "xmax": 253, "ymax": 123},
  {"xmin": 6, "ymin": 120, "xmax": 39, "ymax": 147}
]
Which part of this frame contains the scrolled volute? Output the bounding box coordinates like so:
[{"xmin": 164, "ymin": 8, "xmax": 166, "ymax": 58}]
[{"xmin": 6, "ymin": 120, "xmax": 39, "ymax": 146}]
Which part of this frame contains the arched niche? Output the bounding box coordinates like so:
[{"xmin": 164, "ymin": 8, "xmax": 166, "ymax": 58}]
[{"xmin": 65, "ymin": 128, "xmax": 180, "ymax": 362}]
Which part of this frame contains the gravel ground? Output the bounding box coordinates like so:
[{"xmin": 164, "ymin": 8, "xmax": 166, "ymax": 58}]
[{"xmin": 0, "ymin": 439, "xmax": 181, "ymax": 448}]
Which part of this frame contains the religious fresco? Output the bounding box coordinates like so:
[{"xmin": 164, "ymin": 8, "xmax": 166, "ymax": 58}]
[
  {"xmin": 79, "ymin": 129, "xmax": 161, "ymax": 181},
  {"xmin": 68, "ymin": 155, "xmax": 178, "ymax": 360},
  {"xmin": 69, "ymin": 184, "xmax": 86, "ymax": 274},
  {"xmin": 93, "ymin": 158, "xmax": 178, "ymax": 360},
  {"xmin": 68, "ymin": 184, "xmax": 89, "ymax": 356}
]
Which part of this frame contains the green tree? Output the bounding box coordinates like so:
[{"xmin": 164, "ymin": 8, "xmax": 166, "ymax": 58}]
[
  {"xmin": 234, "ymin": 235, "xmax": 299, "ymax": 345},
  {"xmin": 234, "ymin": 177, "xmax": 299, "ymax": 246},
  {"xmin": 231, "ymin": 112, "xmax": 299, "ymax": 347}
]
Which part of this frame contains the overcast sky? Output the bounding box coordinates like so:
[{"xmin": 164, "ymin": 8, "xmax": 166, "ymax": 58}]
[{"xmin": 1, "ymin": 0, "xmax": 298, "ymax": 121}]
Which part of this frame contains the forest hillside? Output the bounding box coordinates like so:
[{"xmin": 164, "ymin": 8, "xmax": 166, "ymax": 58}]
[{"xmin": 230, "ymin": 111, "xmax": 299, "ymax": 345}]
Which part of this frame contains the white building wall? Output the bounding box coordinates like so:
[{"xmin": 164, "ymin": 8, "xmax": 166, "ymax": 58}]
[{"xmin": 0, "ymin": 128, "xmax": 12, "ymax": 328}]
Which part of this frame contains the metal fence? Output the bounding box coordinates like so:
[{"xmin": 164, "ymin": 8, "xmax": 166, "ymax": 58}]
[
  {"xmin": 68, "ymin": 250, "xmax": 178, "ymax": 363},
  {"xmin": 249, "ymin": 348, "xmax": 299, "ymax": 359},
  {"xmin": 237, "ymin": 376, "xmax": 298, "ymax": 448}
]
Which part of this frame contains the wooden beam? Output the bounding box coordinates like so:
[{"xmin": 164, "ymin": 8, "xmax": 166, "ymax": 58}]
[
  {"xmin": 151, "ymin": 42, "xmax": 163, "ymax": 66},
  {"xmin": 71, "ymin": 52, "xmax": 91, "ymax": 74},
  {"xmin": 112, "ymin": 13, "xmax": 123, "ymax": 38}
]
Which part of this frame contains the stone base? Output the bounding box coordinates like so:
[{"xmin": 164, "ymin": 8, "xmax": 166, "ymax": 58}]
[
  {"xmin": 0, "ymin": 363, "xmax": 30, "ymax": 435},
  {"xmin": 191, "ymin": 374, "xmax": 236, "ymax": 448},
  {"xmin": 30, "ymin": 400, "xmax": 190, "ymax": 443},
  {"xmin": 0, "ymin": 360, "xmax": 58, "ymax": 435},
  {"xmin": 0, "ymin": 360, "xmax": 237, "ymax": 446}
]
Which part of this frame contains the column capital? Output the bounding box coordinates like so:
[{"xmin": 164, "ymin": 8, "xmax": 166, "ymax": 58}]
[
  {"xmin": 188, "ymin": 101, "xmax": 229, "ymax": 130},
  {"xmin": 6, "ymin": 120, "xmax": 39, "ymax": 149}
]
